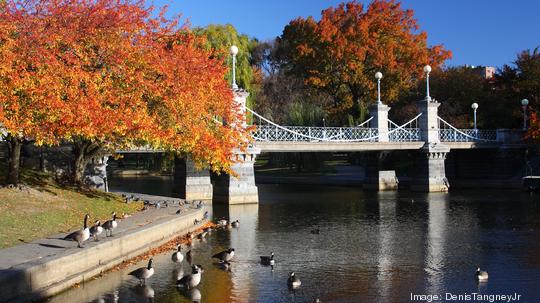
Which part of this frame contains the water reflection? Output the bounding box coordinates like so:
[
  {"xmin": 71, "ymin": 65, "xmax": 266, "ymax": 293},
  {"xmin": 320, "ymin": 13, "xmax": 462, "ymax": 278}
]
[
  {"xmin": 214, "ymin": 203, "xmax": 259, "ymax": 301},
  {"xmin": 131, "ymin": 284, "xmax": 154, "ymax": 302},
  {"xmin": 425, "ymin": 193, "xmax": 448, "ymax": 296},
  {"xmin": 46, "ymin": 181, "xmax": 540, "ymax": 303},
  {"xmin": 376, "ymin": 192, "xmax": 397, "ymax": 301}
]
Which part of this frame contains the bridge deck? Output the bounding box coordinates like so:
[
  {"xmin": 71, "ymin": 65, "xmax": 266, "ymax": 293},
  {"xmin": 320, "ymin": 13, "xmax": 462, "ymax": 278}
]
[
  {"xmin": 253, "ymin": 141, "xmax": 509, "ymax": 152},
  {"xmin": 115, "ymin": 141, "xmax": 527, "ymax": 154}
]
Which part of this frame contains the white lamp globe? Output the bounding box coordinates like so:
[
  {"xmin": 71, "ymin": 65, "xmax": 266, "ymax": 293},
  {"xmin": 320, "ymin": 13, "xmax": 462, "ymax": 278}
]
[
  {"xmin": 471, "ymin": 103, "xmax": 478, "ymax": 110},
  {"xmin": 375, "ymin": 72, "xmax": 383, "ymax": 80},
  {"xmin": 230, "ymin": 45, "xmax": 239, "ymax": 56},
  {"xmin": 521, "ymin": 99, "xmax": 529, "ymax": 106},
  {"xmin": 423, "ymin": 65, "xmax": 432, "ymax": 73}
]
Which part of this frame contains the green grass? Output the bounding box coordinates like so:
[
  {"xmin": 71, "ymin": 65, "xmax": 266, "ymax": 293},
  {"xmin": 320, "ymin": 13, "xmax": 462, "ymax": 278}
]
[{"xmin": 0, "ymin": 169, "xmax": 142, "ymax": 248}]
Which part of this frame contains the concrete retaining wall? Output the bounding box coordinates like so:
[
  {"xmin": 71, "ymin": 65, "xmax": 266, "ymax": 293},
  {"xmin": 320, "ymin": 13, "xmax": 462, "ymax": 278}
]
[{"xmin": 0, "ymin": 209, "xmax": 206, "ymax": 302}]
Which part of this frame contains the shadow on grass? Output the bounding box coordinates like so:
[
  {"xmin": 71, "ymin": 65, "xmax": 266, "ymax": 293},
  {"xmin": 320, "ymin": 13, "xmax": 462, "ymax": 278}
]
[
  {"xmin": 79, "ymin": 188, "xmax": 114, "ymax": 201},
  {"xmin": 1, "ymin": 166, "xmax": 118, "ymax": 201}
]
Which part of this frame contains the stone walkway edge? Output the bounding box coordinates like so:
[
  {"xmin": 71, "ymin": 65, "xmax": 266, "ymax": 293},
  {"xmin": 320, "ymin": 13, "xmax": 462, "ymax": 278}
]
[{"xmin": 0, "ymin": 193, "xmax": 208, "ymax": 302}]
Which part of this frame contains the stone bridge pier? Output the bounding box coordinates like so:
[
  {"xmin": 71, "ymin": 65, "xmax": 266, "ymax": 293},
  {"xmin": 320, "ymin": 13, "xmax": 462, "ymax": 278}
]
[
  {"xmin": 364, "ymin": 95, "xmax": 451, "ymax": 192},
  {"xmin": 172, "ymin": 88, "xmax": 261, "ymax": 204},
  {"xmin": 173, "ymin": 156, "xmax": 213, "ymax": 201},
  {"xmin": 212, "ymin": 148, "xmax": 260, "ymax": 204},
  {"xmin": 364, "ymin": 151, "xmax": 399, "ymax": 191},
  {"xmin": 411, "ymin": 98, "xmax": 450, "ymax": 192},
  {"xmin": 411, "ymin": 144, "xmax": 450, "ymax": 192}
]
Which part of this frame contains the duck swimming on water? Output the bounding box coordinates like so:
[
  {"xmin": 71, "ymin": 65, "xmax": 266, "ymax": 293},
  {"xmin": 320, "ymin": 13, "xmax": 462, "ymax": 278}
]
[
  {"xmin": 172, "ymin": 244, "xmax": 184, "ymax": 263},
  {"xmin": 260, "ymin": 252, "xmax": 275, "ymax": 266},
  {"xmin": 287, "ymin": 272, "xmax": 301, "ymax": 289},
  {"xmin": 212, "ymin": 248, "xmax": 235, "ymax": 262},
  {"xmin": 128, "ymin": 258, "xmax": 154, "ymax": 285},
  {"xmin": 476, "ymin": 267, "xmax": 489, "ymax": 281}
]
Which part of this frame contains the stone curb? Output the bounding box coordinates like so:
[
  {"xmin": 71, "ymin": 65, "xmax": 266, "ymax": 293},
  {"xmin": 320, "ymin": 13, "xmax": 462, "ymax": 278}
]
[{"xmin": 0, "ymin": 208, "xmax": 206, "ymax": 302}]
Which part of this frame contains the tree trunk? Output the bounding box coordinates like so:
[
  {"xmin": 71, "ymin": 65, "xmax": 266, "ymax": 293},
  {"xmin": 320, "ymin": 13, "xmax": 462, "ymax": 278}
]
[
  {"xmin": 72, "ymin": 140, "xmax": 102, "ymax": 184},
  {"xmin": 7, "ymin": 136, "xmax": 22, "ymax": 185},
  {"xmin": 72, "ymin": 142, "xmax": 87, "ymax": 184}
]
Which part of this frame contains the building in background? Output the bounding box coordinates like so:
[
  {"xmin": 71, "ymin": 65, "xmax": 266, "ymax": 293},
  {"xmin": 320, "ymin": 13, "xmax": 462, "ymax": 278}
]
[{"xmin": 466, "ymin": 65, "xmax": 495, "ymax": 79}]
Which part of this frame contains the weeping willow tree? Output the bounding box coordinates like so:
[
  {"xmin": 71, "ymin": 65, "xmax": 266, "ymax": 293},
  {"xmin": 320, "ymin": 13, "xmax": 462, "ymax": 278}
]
[{"xmin": 267, "ymin": 101, "xmax": 330, "ymax": 172}]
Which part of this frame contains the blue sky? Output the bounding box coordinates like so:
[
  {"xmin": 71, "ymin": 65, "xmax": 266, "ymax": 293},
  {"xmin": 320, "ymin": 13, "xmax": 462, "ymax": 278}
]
[{"xmin": 155, "ymin": 0, "xmax": 540, "ymax": 68}]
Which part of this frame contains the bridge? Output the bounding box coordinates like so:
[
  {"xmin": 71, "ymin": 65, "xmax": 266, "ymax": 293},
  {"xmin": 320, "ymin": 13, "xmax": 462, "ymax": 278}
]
[
  {"xmin": 105, "ymin": 65, "xmax": 529, "ymax": 205},
  {"xmin": 106, "ymin": 87, "xmax": 527, "ymax": 206}
]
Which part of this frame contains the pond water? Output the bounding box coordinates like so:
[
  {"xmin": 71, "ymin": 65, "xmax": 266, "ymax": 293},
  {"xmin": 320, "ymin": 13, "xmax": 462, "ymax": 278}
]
[{"xmin": 47, "ymin": 177, "xmax": 540, "ymax": 303}]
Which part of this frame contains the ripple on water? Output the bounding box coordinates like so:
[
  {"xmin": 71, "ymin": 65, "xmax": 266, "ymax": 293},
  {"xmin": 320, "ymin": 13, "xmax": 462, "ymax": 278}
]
[{"xmin": 43, "ymin": 184, "xmax": 540, "ymax": 303}]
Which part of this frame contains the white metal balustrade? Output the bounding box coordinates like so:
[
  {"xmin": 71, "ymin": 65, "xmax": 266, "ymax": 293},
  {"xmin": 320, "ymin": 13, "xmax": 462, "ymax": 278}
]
[
  {"xmin": 387, "ymin": 114, "xmax": 422, "ymax": 142},
  {"xmin": 437, "ymin": 117, "xmax": 497, "ymax": 142},
  {"xmin": 252, "ymin": 125, "xmax": 379, "ymax": 142}
]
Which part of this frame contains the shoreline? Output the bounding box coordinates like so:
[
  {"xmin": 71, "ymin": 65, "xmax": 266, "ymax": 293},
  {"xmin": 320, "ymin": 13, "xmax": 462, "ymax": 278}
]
[
  {"xmin": 255, "ymin": 175, "xmax": 524, "ymax": 189},
  {"xmin": 0, "ymin": 193, "xmax": 208, "ymax": 302}
]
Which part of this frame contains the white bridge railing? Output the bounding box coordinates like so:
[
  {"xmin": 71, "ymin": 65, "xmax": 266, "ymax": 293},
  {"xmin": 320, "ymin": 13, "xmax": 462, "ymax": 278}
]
[
  {"xmin": 247, "ymin": 107, "xmax": 379, "ymax": 142},
  {"xmin": 245, "ymin": 107, "xmax": 499, "ymax": 143},
  {"xmin": 388, "ymin": 114, "xmax": 422, "ymax": 142},
  {"xmin": 437, "ymin": 116, "xmax": 497, "ymax": 142},
  {"xmin": 247, "ymin": 107, "xmax": 425, "ymax": 143},
  {"xmin": 253, "ymin": 125, "xmax": 380, "ymax": 142}
]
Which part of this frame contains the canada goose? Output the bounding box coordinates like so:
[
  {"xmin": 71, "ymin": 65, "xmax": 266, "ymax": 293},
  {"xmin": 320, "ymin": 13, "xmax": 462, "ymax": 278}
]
[
  {"xmin": 132, "ymin": 284, "xmax": 155, "ymax": 299},
  {"xmin": 128, "ymin": 258, "xmax": 154, "ymax": 284},
  {"xmin": 231, "ymin": 220, "xmax": 240, "ymax": 228},
  {"xmin": 173, "ymin": 266, "xmax": 185, "ymax": 281},
  {"xmin": 217, "ymin": 219, "xmax": 228, "ymax": 227},
  {"xmin": 63, "ymin": 214, "xmax": 90, "ymax": 248},
  {"xmin": 203, "ymin": 211, "xmax": 209, "ymax": 219},
  {"xmin": 288, "ymin": 272, "xmax": 301, "ymax": 289},
  {"xmin": 103, "ymin": 212, "xmax": 118, "ymax": 236},
  {"xmin": 176, "ymin": 208, "xmax": 182, "ymax": 215},
  {"xmin": 176, "ymin": 264, "xmax": 204, "ymax": 289},
  {"xmin": 89, "ymin": 220, "xmax": 103, "ymax": 241},
  {"xmin": 172, "ymin": 245, "xmax": 184, "ymax": 263},
  {"xmin": 260, "ymin": 252, "xmax": 275, "ymax": 266},
  {"xmin": 197, "ymin": 231, "xmax": 208, "ymax": 240},
  {"xmin": 217, "ymin": 260, "xmax": 232, "ymax": 271},
  {"xmin": 212, "ymin": 248, "xmax": 235, "ymax": 262},
  {"xmin": 189, "ymin": 288, "xmax": 202, "ymax": 303},
  {"xmin": 476, "ymin": 267, "xmax": 489, "ymax": 281}
]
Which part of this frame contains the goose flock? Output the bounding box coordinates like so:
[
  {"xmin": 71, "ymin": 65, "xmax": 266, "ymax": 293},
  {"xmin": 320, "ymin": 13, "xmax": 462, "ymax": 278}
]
[
  {"xmin": 64, "ymin": 201, "xmax": 490, "ymax": 302},
  {"xmin": 61, "ymin": 196, "xmax": 205, "ymax": 249},
  {"xmin": 122, "ymin": 216, "xmax": 327, "ymax": 302},
  {"xmin": 124, "ymin": 216, "xmax": 491, "ymax": 303},
  {"xmin": 63, "ymin": 212, "xmax": 118, "ymax": 248}
]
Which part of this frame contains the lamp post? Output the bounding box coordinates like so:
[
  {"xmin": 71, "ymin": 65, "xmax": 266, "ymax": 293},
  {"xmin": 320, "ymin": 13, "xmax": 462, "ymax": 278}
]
[
  {"xmin": 424, "ymin": 65, "xmax": 432, "ymax": 102},
  {"xmin": 521, "ymin": 98, "xmax": 529, "ymax": 130},
  {"xmin": 322, "ymin": 118, "xmax": 326, "ymax": 127},
  {"xmin": 230, "ymin": 45, "xmax": 239, "ymax": 90},
  {"xmin": 471, "ymin": 102, "xmax": 478, "ymax": 130},
  {"xmin": 375, "ymin": 71, "xmax": 383, "ymax": 104}
]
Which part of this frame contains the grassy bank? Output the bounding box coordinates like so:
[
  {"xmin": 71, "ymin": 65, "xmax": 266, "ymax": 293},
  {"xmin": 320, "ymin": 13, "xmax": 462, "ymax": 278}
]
[{"xmin": 0, "ymin": 169, "xmax": 142, "ymax": 249}]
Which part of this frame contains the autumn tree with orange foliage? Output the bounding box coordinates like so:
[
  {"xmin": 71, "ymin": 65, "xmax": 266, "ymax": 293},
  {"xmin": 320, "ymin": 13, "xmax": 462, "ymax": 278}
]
[
  {"xmin": 277, "ymin": 0, "xmax": 452, "ymax": 123},
  {"xmin": 527, "ymin": 112, "xmax": 540, "ymax": 144},
  {"xmin": 0, "ymin": 0, "xmax": 247, "ymax": 185}
]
